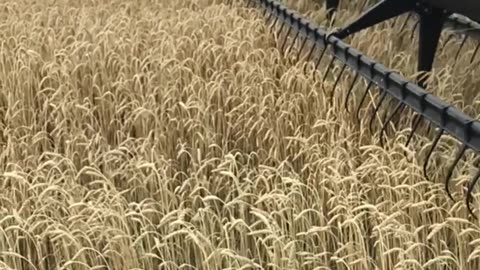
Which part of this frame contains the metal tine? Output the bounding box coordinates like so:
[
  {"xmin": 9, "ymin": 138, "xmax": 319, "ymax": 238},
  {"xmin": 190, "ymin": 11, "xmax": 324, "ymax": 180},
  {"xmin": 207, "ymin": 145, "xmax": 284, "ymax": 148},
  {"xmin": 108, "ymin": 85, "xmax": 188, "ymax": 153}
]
[
  {"xmin": 391, "ymin": 8, "xmax": 410, "ymax": 29},
  {"xmin": 280, "ymin": 26, "xmax": 293, "ymax": 52},
  {"xmin": 315, "ymin": 44, "xmax": 330, "ymax": 70},
  {"xmin": 379, "ymin": 101, "xmax": 404, "ymax": 147},
  {"xmin": 356, "ymin": 80, "xmax": 374, "ymax": 125},
  {"xmin": 268, "ymin": 13, "xmax": 280, "ymax": 32},
  {"xmin": 368, "ymin": 90, "xmax": 388, "ymax": 133},
  {"xmin": 445, "ymin": 143, "xmax": 468, "ymax": 202},
  {"xmin": 330, "ymin": 63, "xmax": 347, "ymax": 104},
  {"xmin": 295, "ymin": 36, "xmax": 308, "ymax": 61},
  {"xmin": 441, "ymin": 32, "xmax": 456, "ymax": 51},
  {"xmin": 466, "ymin": 168, "xmax": 480, "ymax": 219},
  {"xmin": 423, "ymin": 128, "xmax": 444, "ymax": 181},
  {"xmin": 453, "ymin": 34, "xmax": 469, "ymax": 67},
  {"xmin": 471, "ymin": 42, "xmax": 480, "ymax": 64},
  {"xmin": 321, "ymin": 54, "xmax": 336, "ymax": 88},
  {"xmin": 405, "ymin": 91, "xmax": 429, "ymax": 146},
  {"xmin": 263, "ymin": 7, "xmax": 269, "ymax": 18},
  {"xmin": 316, "ymin": 32, "xmax": 337, "ymax": 70},
  {"xmin": 286, "ymin": 30, "xmax": 300, "ymax": 56},
  {"xmin": 265, "ymin": 10, "xmax": 273, "ymax": 22},
  {"xmin": 345, "ymin": 72, "xmax": 360, "ymax": 113},
  {"xmin": 399, "ymin": 12, "xmax": 413, "ymax": 33},
  {"xmin": 405, "ymin": 114, "xmax": 423, "ymax": 147},
  {"xmin": 312, "ymin": 44, "xmax": 332, "ymax": 81},
  {"xmin": 302, "ymin": 32, "xmax": 321, "ymax": 70},
  {"xmin": 276, "ymin": 20, "xmax": 286, "ymax": 40},
  {"xmin": 381, "ymin": 98, "xmax": 397, "ymax": 122},
  {"xmin": 305, "ymin": 42, "xmax": 317, "ymax": 62},
  {"xmin": 263, "ymin": 5, "xmax": 275, "ymax": 25},
  {"xmin": 410, "ymin": 20, "xmax": 419, "ymax": 40},
  {"xmin": 391, "ymin": 103, "xmax": 407, "ymax": 128},
  {"xmin": 301, "ymin": 42, "xmax": 318, "ymax": 74},
  {"xmin": 390, "ymin": 14, "xmax": 398, "ymax": 28}
]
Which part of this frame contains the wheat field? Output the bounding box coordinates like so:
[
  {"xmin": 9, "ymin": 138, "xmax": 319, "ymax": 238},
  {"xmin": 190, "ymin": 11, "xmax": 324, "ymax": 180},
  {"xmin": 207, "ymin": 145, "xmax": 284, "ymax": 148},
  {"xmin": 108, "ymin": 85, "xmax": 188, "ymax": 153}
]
[{"xmin": 1, "ymin": 0, "xmax": 480, "ymax": 269}]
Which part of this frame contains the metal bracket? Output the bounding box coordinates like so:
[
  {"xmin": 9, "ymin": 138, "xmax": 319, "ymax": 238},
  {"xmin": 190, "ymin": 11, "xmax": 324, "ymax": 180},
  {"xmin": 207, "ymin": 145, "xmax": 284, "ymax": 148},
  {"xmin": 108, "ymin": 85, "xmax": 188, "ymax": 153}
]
[
  {"xmin": 330, "ymin": 0, "xmax": 451, "ymax": 86},
  {"xmin": 332, "ymin": 0, "xmax": 417, "ymax": 39},
  {"xmin": 417, "ymin": 7, "xmax": 450, "ymax": 86}
]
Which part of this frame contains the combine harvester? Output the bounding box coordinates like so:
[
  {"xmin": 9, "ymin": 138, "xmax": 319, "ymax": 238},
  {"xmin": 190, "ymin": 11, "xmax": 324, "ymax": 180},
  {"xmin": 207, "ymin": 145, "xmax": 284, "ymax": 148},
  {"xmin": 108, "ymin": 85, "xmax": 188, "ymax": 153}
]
[
  {"xmin": 323, "ymin": 0, "xmax": 480, "ymax": 85},
  {"xmin": 233, "ymin": 0, "xmax": 480, "ymax": 217}
]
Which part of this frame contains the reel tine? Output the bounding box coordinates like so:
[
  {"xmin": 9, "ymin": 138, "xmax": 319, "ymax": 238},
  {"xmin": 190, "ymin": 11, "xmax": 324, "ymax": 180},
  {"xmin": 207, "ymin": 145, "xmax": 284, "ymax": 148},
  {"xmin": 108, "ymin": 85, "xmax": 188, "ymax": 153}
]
[
  {"xmin": 399, "ymin": 12, "xmax": 413, "ymax": 33},
  {"xmin": 316, "ymin": 32, "xmax": 336, "ymax": 70},
  {"xmin": 377, "ymin": 97, "xmax": 395, "ymax": 131},
  {"xmin": 380, "ymin": 102, "xmax": 404, "ymax": 147},
  {"xmin": 445, "ymin": 143, "xmax": 468, "ymax": 202},
  {"xmin": 405, "ymin": 114, "xmax": 423, "ymax": 147},
  {"xmin": 440, "ymin": 32, "xmax": 456, "ymax": 52},
  {"xmin": 392, "ymin": 103, "xmax": 407, "ymax": 128},
  {"xmin": 356, "ymin": 80, "xmax": 374, "ymax": 124},
  {"xmin": 345, "ymin": 71, "xmax": 360, "ymax": 113},
  {"xmin": 315, "ymin": 44, "xmax": 330, "ymax": 69},
  {"xmin": 280, "ymin": 26, "xmax": 293, "ymax": 52},
  {"xmin": 453, "ymin": 34, "xmax": 469, "ymax": 66},
  {"xmin": 265, "ymin": 8, "xmax": 274, "ymax": 22},
  {"xmin": 382, "ymin": 98, "xmax": 397, "ymax": 123},
  {"xmin": 470, "ymin": 42, "xmax": 480, "ymax": 64},
  {"xmin": 269, "ymin": 15, "xmax": 279, "ymax": 29},
  {"xmin": 330, "ymin": 63, "xmax": 347, "ymax": 104},
  {"xmin": 321, "ymin": 55, "xmax": 336, "ymax": 88},
  {"xmin": 277, "ymin": 20, "xmax": 286, "ymax": 39},
  {"xmin": 262, "ymin": 6, "xmax": 268, "ymax": 17},
  {"xmin": 423, "ymin": 128, "xmax": 444, "ymax": 182},
  {"xmin": 466, "ymin": 168, "xmax": 480, "ymax": 219},
  {"xmin": 305, "ymin": 42, "xmax": 317, "ymax": 62},
  {"xmin": 368, "ymin": 90, "xmax": 388, "ymax": 133},
  {"xmin": 410, "ymin": 20, "xmax": 419, "ymax": 40},
  {"xmin": 391, "ymin": 15, "xmax": 398, "ymax": 28},
  {"xmin": 379, "ymin": 102, "xmax": 404, "ymax": 147},
  {"xmin": 295, "ymin": 35, "xmax": 308, "ymax": 61},
  {"xmin": 286, "ymin": 31, "xmax": 300, "ymax": 56},
  {"xmin": 302, "ymin": 42, "xmax": 318, "ymax": 73}
]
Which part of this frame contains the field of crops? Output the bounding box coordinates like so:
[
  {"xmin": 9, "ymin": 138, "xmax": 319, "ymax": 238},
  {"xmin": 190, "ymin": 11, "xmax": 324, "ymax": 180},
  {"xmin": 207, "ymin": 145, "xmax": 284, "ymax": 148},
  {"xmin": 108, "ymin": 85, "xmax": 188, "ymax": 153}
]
[{"xmin": 1, "ymin": 0, "xmax": 480, "ymax": 269}]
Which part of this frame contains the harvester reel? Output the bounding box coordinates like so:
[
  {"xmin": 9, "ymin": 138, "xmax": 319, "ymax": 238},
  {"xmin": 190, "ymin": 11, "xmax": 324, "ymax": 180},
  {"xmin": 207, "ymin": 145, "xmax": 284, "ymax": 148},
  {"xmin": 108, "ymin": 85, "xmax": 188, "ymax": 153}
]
[
  {"xmin": 239, "ymin": 0, "xmax": 480, "ymax": 218},
  {"xmin": 326, "ymin": 0, "xmax": 480, "ymax": 87}
]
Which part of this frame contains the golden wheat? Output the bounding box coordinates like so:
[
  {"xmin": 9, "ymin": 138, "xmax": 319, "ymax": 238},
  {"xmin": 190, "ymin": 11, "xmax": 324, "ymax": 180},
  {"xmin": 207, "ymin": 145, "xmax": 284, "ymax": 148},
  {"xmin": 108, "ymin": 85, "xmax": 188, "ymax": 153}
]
[{"xmin": 0, "ymin": 0, "xmax": 480, "ymax": 269}]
